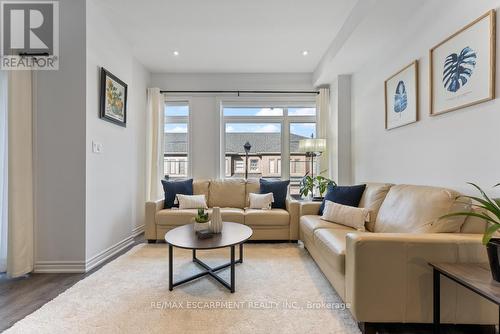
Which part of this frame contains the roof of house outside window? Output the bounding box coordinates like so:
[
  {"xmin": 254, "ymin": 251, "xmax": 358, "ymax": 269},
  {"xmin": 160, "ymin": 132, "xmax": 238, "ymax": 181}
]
[{"xmin": 164, "ymin": 133, "xmax": 309, "ymax": 155}]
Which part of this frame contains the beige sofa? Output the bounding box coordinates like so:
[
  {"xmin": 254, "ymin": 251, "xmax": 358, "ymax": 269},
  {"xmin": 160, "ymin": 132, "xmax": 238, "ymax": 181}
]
[
  {"xmin": 146, "ymin": 179, "xmax": 300, "ymax": 242},
  {"xmin": 299, "ymin": 183, "xmax": 496, "ymax": 332}
]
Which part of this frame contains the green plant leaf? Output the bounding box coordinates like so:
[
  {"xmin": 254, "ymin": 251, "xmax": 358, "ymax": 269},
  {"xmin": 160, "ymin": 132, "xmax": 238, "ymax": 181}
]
[
  {"xmin": 482, "ymin": 224, "xmax": 500, "ymax": 245},
  {"xmin": 456, "ymin": 195, "xmax": 500, "ymax": 220},
  {"xmin": 467, "ymin": 182, "xmax": 499, "ymax": 210},
  {"xmin": 440, "ymin": 211, "xmax": 499, "ymax": 225}
]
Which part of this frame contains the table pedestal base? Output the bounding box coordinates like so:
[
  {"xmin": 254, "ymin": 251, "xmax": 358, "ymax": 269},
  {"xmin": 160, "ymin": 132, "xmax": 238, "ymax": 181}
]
[{"xmin": 169, "ymin": 243, "xmax": 243, "ymax": 293}]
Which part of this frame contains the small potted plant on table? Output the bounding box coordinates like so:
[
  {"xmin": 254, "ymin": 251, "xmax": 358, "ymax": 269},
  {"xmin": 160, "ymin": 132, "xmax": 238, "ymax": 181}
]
[{"xmin": 193, "ymin": 208, "xmax": 210, "ymax": 232}]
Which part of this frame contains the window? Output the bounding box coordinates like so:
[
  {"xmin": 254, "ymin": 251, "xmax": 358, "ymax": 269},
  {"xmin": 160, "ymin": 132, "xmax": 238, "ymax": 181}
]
[
  {"xmin": 225, "ymin": 157, "xmax": 231, "ymax": 177},
  {"xmin": 269, "ymin": 159, "xmax": 275, "ymax": 174},
  {"xmin": 224, "ymin": 107, "xmax": 283, "ymax": 117},
  {"xmin": 249, "ymin": 158, "xmax": 259, "ymax": 172},
  {"xmin": 235, "ymin": 160, "xmax": 245, "ymax": 173},
  {"xmin": 222, "ymin": 105, "xmax": 316, "ymax": 186},
  {"xmin": 224, "ymin": 122, "xmax": 281, "ymax": 178},
  {"xmin": 164, "ymin": 102, "xmax": 189, "ymax": 179},
  {"xmin": 289, "ymin": 122, "xmax": 316, "ymax": 195}
]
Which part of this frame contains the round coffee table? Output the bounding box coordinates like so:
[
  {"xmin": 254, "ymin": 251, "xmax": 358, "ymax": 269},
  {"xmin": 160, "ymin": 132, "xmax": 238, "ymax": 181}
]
[{"xmin": 165, "ymin": 222, "xmax": 253, "ymax": 293}]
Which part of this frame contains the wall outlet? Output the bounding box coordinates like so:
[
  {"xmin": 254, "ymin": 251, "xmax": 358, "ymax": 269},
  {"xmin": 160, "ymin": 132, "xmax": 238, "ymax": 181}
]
[{"xmin": 92, "ymin": 141, "xmax": 103, "ymax": 154}]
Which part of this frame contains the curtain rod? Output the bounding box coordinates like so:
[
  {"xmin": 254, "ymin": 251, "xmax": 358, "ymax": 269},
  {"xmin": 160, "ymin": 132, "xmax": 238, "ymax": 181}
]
[{"xmin": 160, "ymin": 90, "xmax": 320, "ymax": 95}]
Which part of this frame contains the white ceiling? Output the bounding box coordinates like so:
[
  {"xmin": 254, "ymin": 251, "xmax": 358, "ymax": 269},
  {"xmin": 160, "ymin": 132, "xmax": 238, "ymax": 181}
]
[{"xmin": 94, "ymin": 0, "xmax": 356, "ymax": 73}]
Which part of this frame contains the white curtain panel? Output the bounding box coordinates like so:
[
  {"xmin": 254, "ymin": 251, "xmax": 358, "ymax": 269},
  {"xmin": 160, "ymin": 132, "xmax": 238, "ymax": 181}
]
[
  {"xmin": 7, "ymin": 70, "xmax": 34, "ymax": 277},
  {"xmin": 146, "ymin": 88, "xmax": 165, "ymax": 201},
  {"xmin": 316, "ymin": 87, "xmax": 330, "ymax": 177},
  {"xmin": 0, "ymin": 71, "xmax": 8, "ymax": 273}
]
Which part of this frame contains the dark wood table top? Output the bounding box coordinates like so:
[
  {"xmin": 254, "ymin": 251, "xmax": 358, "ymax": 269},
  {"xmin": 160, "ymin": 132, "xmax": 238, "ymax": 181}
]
[
  {"xmin": 429, "ymin": 262, "xmax": 500, "ymax": 305},
  {"xmin": 165, "ymin": 222, "xmax": 253, "ymax": 250}
]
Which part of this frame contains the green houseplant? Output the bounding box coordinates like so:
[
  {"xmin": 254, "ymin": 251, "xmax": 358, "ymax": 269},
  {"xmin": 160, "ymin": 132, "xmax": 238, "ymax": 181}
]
[
  {"xmin": 193, "ymin": 208, "xmax": 210, "ymax": 232},
  {"xmin": 299, "ymin": 175, "xmax": 336, "ymax": 201},
  {"xmin": 440, "ymin": 182, "xmax": 500, "ymax": 281}
]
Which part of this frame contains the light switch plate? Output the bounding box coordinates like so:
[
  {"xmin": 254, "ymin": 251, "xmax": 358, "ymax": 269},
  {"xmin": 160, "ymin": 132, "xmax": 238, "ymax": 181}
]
[{"xmin": 92, "ymin": 141, "xmax": 103, "ymax": 154}]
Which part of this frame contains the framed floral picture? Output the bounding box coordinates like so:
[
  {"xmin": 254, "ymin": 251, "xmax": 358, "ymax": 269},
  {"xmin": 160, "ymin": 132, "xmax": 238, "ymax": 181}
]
[
  {"xmin": 430, "ymin": 10, "xmax": 496, "ymax": 116},
  {"xmin": 384, "ymin": 61, "xmax": 418, "ymax": 130},
  {"xmin": 100, "ymin": 67, "xmax": 128, "ymax": 127}
]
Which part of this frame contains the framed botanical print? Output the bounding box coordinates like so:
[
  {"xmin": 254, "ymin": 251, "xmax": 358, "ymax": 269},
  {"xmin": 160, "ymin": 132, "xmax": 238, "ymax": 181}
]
[
  {"xmin": 384, "ymin": 61, "xmax": 418, "ymax": 130},
  {"xmin": 100, "ymin": 67, "xmax": 128, "ymax": 127},
  {"xmin": 430, "ymin": 10, "xmax": 496, "ymax": 116}
]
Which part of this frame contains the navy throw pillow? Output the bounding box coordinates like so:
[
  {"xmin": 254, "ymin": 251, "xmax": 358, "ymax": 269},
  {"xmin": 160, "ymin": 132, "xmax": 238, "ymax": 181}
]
[
  {"xmin": 161, "ymin": 178, "xmax": 193, "ymax": 209},
  {"xmin": 318, "ymin": 184, "xmax": 367, "ymax": 215},
  {"xmin": 260, "ymin": 179, "xmax": 290, "ymax": 209}
]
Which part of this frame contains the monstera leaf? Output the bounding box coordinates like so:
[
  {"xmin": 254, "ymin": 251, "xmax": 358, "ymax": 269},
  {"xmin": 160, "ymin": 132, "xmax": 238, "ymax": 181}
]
[
  {"xmin": 393, "ymin": 80, "xmax": 407, "ymax": 113},
  {"xmin": 443, "ymin": 46, "xmax": 477, "ymax": 92}
]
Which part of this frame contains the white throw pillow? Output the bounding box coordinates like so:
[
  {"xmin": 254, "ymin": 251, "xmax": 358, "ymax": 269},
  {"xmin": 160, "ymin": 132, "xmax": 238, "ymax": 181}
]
[
  {"xmin": 248, "ymin": 193, "xmax": 274, "ymax": 210},
  {"xmin": 176, "ymin": 194, "xmax": 208, "ymax": 209},
  {"xmin": 321, "ymin": 200, "xmax": 370, "ymax": 231}
]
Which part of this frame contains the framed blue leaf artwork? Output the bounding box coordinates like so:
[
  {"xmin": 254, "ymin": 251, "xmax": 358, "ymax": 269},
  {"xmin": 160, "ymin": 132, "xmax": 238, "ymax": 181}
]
[
  {"xmin": 430, "ymin": 10, "xmax": 496, "ymax": 116},
  {"xmin": 384, "ymin": 61, "xmax": 418, "ymax": 130}
]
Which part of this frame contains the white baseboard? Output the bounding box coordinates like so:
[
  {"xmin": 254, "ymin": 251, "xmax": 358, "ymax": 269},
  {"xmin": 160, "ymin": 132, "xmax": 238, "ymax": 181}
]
[
  {"xmin": 132, "ymin": 224, "xmax": 145, "ymax": 237},
  {"xmin": 85, "ymin": 235, "xmax": 135, "ymax": 272},
  {"xmin": 34, "ymin": 229, "xmax": 139, "ymax": 274},
  {"xmin": 34, "ymin": 261, "xmax": 86, "ymax": 273}
]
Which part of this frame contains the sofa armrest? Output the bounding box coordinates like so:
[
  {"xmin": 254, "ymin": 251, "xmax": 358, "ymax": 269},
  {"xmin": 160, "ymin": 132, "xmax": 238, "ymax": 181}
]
[
  {"xmin": 286, "ymin": 198, "xmax": 300, "ymax": 240},
  {"xmin": 299, "ymin": 201, "xmax": 322, "ymax": 216},
  {"xmin": 145, "ymin": 199, "xmax": 164, "ymax": 240},
  {"xmin": 345, "ymin": 232, "xmax": 493, "ymax": 324}
]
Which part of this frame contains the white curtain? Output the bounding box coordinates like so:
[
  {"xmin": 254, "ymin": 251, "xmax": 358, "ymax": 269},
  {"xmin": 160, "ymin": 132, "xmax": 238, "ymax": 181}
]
[
  {"xmin": 316, "ymin": 87, "xmax": 330, "ymax": 177},
  {"xmin": 146, "ymin": 88, "xmax": 165, "ymax": 201},
  {"xmin": 0, "ymin": 71, "xmax": 8, "ymax": 273},
  {"xmin": 6, "ymin": 71, "xmax": 34, "ymax": 277}
]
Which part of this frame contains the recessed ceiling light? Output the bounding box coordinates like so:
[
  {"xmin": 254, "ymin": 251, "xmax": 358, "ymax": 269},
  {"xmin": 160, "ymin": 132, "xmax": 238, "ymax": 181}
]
[
  {"xmin": 173, "ymin": 51, "xmax": 179, "ymax": 56},
  {"xmin": 302, "ymin": 50, "xmax": 309, "ymax": 56}
]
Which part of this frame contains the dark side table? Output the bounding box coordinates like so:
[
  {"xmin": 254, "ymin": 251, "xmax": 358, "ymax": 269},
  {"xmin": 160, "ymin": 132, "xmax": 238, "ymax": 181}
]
[{"xmin": 429, "ymin": 262, "xmax": 500, "ymax": 334}]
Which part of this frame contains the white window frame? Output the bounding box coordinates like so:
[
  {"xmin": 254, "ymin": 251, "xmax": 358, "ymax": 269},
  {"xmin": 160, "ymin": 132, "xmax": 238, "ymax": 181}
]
[
  {"xmin": 219, "ymin": 97, "xmax": 316, "ymax": 179},
  {"xmin": 164, "ymin": 98, "xmax": 192, "ymax": 178}
]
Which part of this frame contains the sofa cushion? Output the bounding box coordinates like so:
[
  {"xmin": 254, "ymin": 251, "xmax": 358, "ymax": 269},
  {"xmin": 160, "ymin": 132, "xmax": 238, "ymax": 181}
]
[
  {"xmin": 319, "ymin": 184, "xmax": 366, "ymax": 215},
  {"xmin": 156, "ymin": 209, "xmax": 198, "ymax": 226},
  {"xmin": 314, "ymin": 228, "xmax": 357, "ymax": 274},
  {"xmin": 374, "ymin": 184, "xmax": 470, "ymax": 233},
  {"xmin": 161, "ymin": 179, "xmax": 193, "ymax": 209},
  {"xmin": 208, "ymin": 179, "xmax": 246, "ymax": 209},
  {"xmin": 193, "ymin": 179, "xmax": 210, "ymax": 201},
  {"xmin": 245, "ymin": 178, "xmax": 261, "ymax": 207},
  {"xmin": 244, "ymin": 208, "xmax": 289, "ymax": 226},
  {"xmin": 176, "ymin": 194, "xmax": 208, "ymax": 209},
  {"xmin": 300, "ymin": 215, "xmax": 354, "ymax": 242},
  {"xmin": 248, "ymin": 192, "xmax": 274, "ymax": 209},
  {"xmin": 461, "ymin": 208, "xmax": 488, "ymax": 234},
  {"xmin": 321, "ymin": 201, "xmax": 370, "ymax": 231},
  {"xmin": 260, "ymin": 179, "xmax": 289, "ymax": 209},
  {"xmin": 156, "ymin": 208, "xmax": 245, "ymax": 226},
  {"xmin": 359, "ymin": 183, "xmax": 393, "ymax": 231},
  {"xmin": 220, "ymin": 208, "xmax": 245, "ymax": 224}
]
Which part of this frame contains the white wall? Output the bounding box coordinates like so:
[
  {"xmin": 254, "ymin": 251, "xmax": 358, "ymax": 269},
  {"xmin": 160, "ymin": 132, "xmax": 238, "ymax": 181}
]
[
  {"xmin": 151, "ymin": 73, "xmax": 314, "ymax": 179},
  {"xmin": 35, "ymin": 0, "xmax": 87, "ymax": 267},
  {"xmin": 329, "ymin": 75, "xmax": 352, "ymax": 185},
  {"xmin": 85, "ymin": 0, "xmax": 150, "ymax": 262},
  {"xmin": 348, "ymin": 0, "xmax": 500, "ymax": 196}
]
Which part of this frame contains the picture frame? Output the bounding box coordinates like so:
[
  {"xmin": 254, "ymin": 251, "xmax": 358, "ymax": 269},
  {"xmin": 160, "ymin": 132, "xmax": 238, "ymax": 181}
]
[
  {"xmin": 429, "ymin": 10, "xmax": 496, "ymax": 116},
  {"xmin": 384, "ymin": 60, "xmax": 419, "ymax": 130},
  {"xmin": 99, "ymin": 67, "xmax": 128, "ymax": 127}
]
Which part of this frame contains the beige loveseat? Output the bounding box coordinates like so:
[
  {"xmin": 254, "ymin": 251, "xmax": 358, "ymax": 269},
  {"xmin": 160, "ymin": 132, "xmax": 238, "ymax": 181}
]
[
  {"xmin": 299, "ymin": 183, "xmax": 496, "ymax": 332},
  {"xmin": 146, "ymin": 179, "xmax": 300, "ymax": 242}
]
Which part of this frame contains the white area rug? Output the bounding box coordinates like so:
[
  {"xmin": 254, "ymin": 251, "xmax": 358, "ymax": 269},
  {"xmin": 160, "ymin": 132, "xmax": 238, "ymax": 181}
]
[{"xmin": 6, "ymin": 243, "xmax": 360, "ymax": 334}]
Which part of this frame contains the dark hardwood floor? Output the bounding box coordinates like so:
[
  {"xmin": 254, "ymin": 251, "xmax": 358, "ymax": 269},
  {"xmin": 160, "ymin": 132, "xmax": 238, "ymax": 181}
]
[
  {"xmin": 0, "ymin": 236, "xmax": 496, "ymax": 333},
  {"xmin": 0, "ymin": 234, "xmax": 145, "ymax": 332}
]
